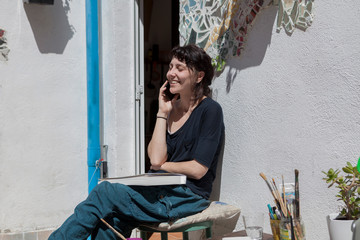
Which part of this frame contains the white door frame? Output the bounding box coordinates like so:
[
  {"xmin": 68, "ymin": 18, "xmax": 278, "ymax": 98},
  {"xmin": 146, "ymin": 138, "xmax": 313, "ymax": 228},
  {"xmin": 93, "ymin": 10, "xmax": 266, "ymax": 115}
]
[{"xmin": 134, "ymin": 0, "xmax": 145, "ymax": 175}]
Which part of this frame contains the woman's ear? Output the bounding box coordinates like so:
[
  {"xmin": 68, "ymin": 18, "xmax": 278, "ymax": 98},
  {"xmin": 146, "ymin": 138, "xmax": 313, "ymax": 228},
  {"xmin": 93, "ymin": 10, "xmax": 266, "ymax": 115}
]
[{"xmin": 196, "ymin": 71, "xmax": 205, "ymax": 83}]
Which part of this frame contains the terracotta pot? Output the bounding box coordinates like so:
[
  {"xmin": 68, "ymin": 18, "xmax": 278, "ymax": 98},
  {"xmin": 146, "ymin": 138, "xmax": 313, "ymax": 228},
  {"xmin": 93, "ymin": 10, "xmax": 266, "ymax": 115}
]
[{"xmin": 327, "ymin": 213, "xmax": 354, "ymax": 240}]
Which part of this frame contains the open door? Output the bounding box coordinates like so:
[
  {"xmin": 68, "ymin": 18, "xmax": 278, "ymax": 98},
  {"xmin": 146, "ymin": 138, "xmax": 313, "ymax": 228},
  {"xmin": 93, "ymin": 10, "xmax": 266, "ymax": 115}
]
[
  {"xmin": 106, "ymin": 0, "xmax": 179, "ymax": 176},
  {"xmin": 143, "ymin": 0, "xmax": 179, "ymax": 173},
  {"xmin": 100, "ymin": 0, "xmax": 146, "ymax": 177}
]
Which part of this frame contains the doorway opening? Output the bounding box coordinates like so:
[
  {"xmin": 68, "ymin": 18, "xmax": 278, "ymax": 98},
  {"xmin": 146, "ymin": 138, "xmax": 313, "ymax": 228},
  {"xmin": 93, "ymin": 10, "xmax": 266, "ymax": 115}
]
[{"xmin": 143, "ymin": 0, "xmax": 179, "ymax": 172}]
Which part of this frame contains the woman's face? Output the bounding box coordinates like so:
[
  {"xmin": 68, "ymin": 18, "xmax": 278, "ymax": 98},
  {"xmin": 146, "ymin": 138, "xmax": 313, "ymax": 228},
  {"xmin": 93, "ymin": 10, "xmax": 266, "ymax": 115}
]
[{"xmin": 166, "ymin": 57, "xmax": 199, "ymax": 96}]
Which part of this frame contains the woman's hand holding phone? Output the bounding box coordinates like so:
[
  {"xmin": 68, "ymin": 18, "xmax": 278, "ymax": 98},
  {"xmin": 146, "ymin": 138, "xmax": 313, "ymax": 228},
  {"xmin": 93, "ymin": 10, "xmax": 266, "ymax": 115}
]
[
  {"xmin": 164, "ymin": 82, "xmax": 175, "ymax": 100},
  {"xmin": 158, "ymin": 80, "xmax": 178, "ymax": 116}
]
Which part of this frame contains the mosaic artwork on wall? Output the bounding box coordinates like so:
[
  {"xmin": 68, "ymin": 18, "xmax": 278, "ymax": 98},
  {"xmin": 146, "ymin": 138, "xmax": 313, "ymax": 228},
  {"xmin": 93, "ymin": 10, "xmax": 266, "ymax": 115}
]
[
  {"xmin": 0, "ymin": 29, "xmax": 10, "ymax": 61},
  {"xmin": 179, "ymin": 0, "xmax": 314, "ymax": 71},
  {"xmin": 276, "ymin": 0, "xmax": 314, "ymax": 34}
]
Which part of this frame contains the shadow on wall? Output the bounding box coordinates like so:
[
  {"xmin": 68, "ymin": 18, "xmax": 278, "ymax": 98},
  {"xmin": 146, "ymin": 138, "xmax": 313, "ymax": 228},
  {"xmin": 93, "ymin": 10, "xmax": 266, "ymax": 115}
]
[
  {"xmin": 209, "ymin": 133, "xmax": 226, "ymax": 202},
  {"xmin": 24, "ymin": 0, "xmax": 75, "ymax": 54},
  {"xmin": 222, "ymin": 6, "xmax": 278, "ymax": 93}
]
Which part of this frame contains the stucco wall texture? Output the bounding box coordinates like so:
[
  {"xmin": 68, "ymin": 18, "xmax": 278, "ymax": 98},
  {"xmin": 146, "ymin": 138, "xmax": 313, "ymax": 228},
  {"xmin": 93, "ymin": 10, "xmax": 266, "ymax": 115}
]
[
  {"xmin": 0, "ymin": 0, "xmax": 88, "ymax": 233},
  {"xmin": 0, "ymin": 0, "xmax": 137, "ymax": 234},
  {"xmin": 210, "ymin": 1, "xmax": 360, "ymax": 239},
  {"xmin": 0, "ymin": 1, "xmax": 359, "ymax": 240}
]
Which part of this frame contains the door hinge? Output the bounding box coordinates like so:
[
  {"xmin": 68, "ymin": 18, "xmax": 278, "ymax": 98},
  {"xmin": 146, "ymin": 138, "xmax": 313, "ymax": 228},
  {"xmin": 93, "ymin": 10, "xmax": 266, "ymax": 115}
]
[
  {"xmin": 136, "ymin": 85, "xmax": 144, "ymax": 101},
  {"xmin": 100, "ymin": 145, "xmax": 108, "ymax": 179}
]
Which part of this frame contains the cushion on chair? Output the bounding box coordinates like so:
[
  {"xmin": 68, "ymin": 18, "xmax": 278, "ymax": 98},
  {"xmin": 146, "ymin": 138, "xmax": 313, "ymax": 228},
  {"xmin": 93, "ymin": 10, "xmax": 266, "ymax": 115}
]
[{"xmin": 139, "ymin": 201, "xmax": 240, "ymax": 237}]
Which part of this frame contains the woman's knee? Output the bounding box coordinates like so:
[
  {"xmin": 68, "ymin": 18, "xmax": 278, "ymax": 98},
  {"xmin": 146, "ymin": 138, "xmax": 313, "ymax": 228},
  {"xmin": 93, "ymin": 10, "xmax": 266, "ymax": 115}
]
[{"xmin": 91, "ymin": 182, "xmax": 130, "ymax": 200}]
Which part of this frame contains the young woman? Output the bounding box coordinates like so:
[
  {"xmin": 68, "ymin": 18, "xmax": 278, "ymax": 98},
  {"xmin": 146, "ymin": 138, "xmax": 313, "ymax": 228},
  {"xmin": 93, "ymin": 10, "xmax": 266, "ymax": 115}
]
[{"xmin": 49, "ymin": 44, "xmax": 224, "ymax": 239}]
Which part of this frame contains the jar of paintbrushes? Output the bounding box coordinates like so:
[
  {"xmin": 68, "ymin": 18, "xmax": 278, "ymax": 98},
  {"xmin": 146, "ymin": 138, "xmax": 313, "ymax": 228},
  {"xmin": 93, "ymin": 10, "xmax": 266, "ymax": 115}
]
[
  {"xmin": 280, "ymin": 216, "xmax": 305, "ymax": 240},
  {"xmin": 260, "ymin": 170, "xmax": 306, "ymax": 240}
]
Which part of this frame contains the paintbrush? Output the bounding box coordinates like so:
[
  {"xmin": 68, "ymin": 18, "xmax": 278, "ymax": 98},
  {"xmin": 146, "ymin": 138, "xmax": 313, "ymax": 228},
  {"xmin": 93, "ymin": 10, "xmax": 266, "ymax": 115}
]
[
  {"xmin": 100, "ymin": 218, "xmax": 126, "ymax": 240},
  {"xmin": 290, "ymin": 215, "xmax": 296, "ymax": 240},
  {"xmin": 262, "ymin": 173, "xmax": 286, "ymax": 216},
  {"xmin": 260, "ymin": 172, "xmax": 277, "ymax": 200},
  {"xmin": 260, "ymin": 173, "xmax": 289, "ymax": 217},
  {"xmin": 271, "ymin": 179, "xmax": 282, "ymax": 205},
  {"xmin": 272, "ymin": 178, "xmax": 279, "ymax": 192},
  {"xmin": 282, "ymin": 175, "xmax": 286, "ymax": 214},
  {"xmin": 272, "ymin": 178, "xmax": 288, "ymax": 218},
  {"xmin": 295, "ymin": 169, "xmax": 300, "ymax": 218},
  {"xmin": 274, "ymin": 199, "xmax": 284, "ymax": 218}
]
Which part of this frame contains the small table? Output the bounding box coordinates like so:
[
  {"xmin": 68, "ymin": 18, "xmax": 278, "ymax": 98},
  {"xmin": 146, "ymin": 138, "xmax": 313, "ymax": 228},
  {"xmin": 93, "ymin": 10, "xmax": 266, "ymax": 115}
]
[{"xmin": 213, "ymin": 230, "xmax": 274, "ymax": 240}]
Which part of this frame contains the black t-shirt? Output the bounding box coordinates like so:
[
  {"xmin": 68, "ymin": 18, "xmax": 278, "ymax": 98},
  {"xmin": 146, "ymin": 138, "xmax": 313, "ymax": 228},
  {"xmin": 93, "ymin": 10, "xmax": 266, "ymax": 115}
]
[{"xmin": 166, "ymin": 97, "xmax": 224, "ymax": 199}]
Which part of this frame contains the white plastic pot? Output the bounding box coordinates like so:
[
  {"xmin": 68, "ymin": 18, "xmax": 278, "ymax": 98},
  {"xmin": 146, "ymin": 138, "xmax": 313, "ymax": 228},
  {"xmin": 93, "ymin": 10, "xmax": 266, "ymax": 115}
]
[{"xmin": 327, "ymin": 213, "xmax": 354, "ymax": 240}]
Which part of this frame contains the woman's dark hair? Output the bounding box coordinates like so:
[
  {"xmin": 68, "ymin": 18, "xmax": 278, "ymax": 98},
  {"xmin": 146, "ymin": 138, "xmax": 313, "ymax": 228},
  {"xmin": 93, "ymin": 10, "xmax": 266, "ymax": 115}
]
[{"xmin": 169, "ymin": 44, "xmax": 214, "ymax": 101}]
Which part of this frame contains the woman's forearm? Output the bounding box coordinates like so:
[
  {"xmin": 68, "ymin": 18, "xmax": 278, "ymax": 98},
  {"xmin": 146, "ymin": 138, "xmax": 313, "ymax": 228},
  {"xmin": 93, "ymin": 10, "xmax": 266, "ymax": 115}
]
[
  {"xmin": 159, "ymin": 160, "xmax": 208, "ymax": 180},
  {"xmin": 147, "ymin": 113, "xmax": 168, "ymax": 167}
]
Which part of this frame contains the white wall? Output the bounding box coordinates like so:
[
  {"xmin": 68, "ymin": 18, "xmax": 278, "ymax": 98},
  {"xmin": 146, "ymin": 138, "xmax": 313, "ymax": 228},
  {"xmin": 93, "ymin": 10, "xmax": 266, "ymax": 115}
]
[
  {"xmin": 0, "ymin": 0, "xmax": 138, "ymax": 233},
  {"xmin": 0, "ymin": 0, "xmax": 87, "ymax": 232},
  {"xmin": 1, "ymin": 1, "xmax": 359, "ymax": 239},
  {"xmin": 210, "ymin": 2, "xmax": 360, "ymax": 239}
]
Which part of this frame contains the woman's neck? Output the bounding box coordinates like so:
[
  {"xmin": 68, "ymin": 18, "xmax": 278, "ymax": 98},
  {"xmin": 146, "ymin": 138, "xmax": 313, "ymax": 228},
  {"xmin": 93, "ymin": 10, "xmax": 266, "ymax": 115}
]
[
  {"xmin": 177, "ymin": 95, "xmax": 205, "ymax": 114},
  {"xmin": 177, "ymin": 98, "xmax": 194, "ymax": 114}
]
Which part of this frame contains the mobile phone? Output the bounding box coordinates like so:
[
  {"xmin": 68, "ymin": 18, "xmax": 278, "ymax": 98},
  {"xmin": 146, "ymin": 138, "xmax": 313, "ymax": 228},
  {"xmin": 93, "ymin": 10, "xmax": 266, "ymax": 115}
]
[{"xmin": 164, "ymin": 82, "xmax": 175, "ymax": 100}]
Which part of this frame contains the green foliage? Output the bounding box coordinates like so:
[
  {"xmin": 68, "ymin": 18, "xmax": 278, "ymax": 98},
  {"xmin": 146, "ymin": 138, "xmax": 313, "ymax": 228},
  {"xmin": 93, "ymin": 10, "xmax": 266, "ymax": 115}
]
[
  {"xmin": 211, "ymin": 56, "xmax": 226, "ymax": 72},
  {"xmin": 322, "ymin": 162, "xmax": 360, "ymax": 220}
]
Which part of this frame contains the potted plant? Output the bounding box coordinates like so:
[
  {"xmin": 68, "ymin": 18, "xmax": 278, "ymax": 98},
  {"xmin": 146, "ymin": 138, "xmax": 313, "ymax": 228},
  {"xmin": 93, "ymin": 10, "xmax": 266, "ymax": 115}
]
[{"xmin": 322, "ymin": 161, "xmax": 360, "ymax": 240}]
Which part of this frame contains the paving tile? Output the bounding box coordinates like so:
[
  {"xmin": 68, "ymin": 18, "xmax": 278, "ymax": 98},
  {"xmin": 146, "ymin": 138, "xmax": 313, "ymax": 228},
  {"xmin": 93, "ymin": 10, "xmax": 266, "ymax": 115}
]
[
  {"xmin": 0, "ymin": 234, "xmax": 11, "ymax": 240},
  {"xmin": 0, "ymin": 229, "xmax": 56, "ymax": 240},
  {"xmin": 38, "ymin": 230, "xmax": 54, "ymax": 240},
  {"xmin": 148, "ymin": 232, "xmax": 183, "ymax": 240},
  {"xmin": 23, "ymin": 232, "xmax": 37, "ymax": 240},
  {"xmin": 0, "ymin": 233, "xmax": 23, "ymax": 240},
  {"xmin": 168, "ymin": 232, "xmax": 183, "ymax": 240}
]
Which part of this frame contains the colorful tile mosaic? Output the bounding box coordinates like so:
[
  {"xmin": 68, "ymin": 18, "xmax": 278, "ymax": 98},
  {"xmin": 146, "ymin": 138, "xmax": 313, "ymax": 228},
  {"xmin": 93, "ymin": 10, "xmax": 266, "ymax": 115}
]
[
  {"xmin": 276, "ymin": 0, "xmax": 314, "ymax": 34},
  {"xmin": 0, "ymin": 28, "xmax": 10, "ymax": 61},
  {"xmin": 179, "ymin": 0, "xmax": 314, "ymax": 71},
  {"xmin": 179, "ymin": 0, "xmax": 272, "ymax": 71}
]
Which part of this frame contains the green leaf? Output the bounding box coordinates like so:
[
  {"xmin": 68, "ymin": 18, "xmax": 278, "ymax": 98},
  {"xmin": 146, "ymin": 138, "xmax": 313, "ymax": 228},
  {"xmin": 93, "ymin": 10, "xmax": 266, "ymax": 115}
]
[
  {"xmin": 340, "ymin": 209, "xmax": 346, "ymax": 215},
  {"xmin": 322, "ymin": 161, "xmax": 360, "ymax": 219},
  {"xmin": 343, "ymin": 167, "xmax": 352, "ymax": 174}
]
